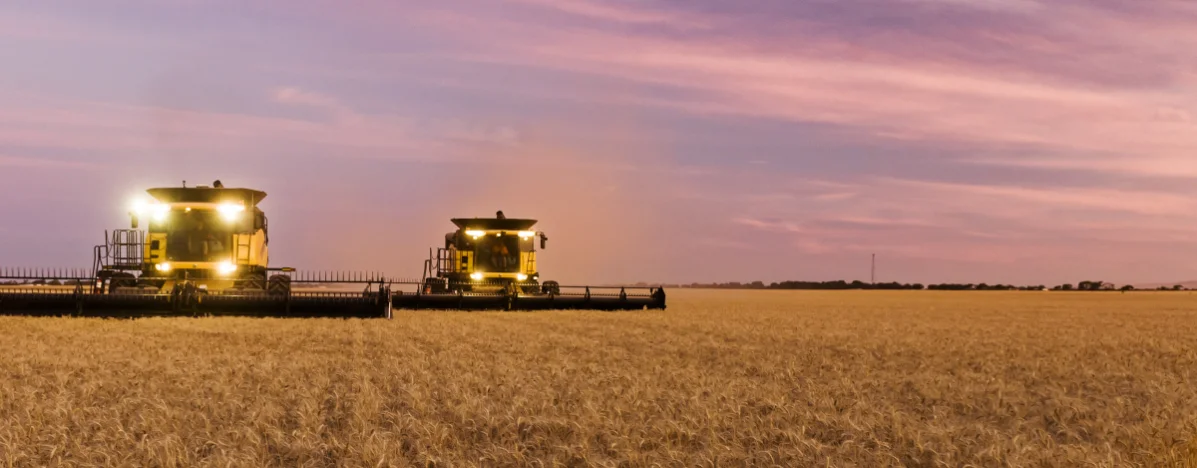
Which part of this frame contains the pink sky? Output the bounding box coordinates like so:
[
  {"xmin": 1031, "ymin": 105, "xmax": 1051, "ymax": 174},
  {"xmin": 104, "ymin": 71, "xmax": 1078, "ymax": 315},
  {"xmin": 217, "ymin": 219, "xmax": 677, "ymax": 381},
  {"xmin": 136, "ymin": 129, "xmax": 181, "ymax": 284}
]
[{"xmin": 2, "ymin": 0, "xmax": 1196, "ymax": 285}]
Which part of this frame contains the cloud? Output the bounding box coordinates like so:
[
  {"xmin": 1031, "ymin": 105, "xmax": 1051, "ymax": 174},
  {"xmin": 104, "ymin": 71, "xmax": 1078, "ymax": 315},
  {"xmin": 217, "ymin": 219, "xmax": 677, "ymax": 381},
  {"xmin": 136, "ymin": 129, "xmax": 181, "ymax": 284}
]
[
  {"xmin": 693, "ymin": 237, "xmax": 756, "ymax": 250},
  {"xmin": 295, "ymin": 2, "xmax": 1197, "ymax": 281},
  {"xmin": 879, "ymin": 177, "xmax": 1197, "ymax": 217},
  {"xmin": 0, "ymin": 155, "xmax": 93, "ymax": 170},
  {"xmin": 903, "ymin": 0, "xmax": 1044, "ymax": 12},
  {"xmin": 4, "ymin": 0, "xmax": 1197, "ymax": 284},
  {"xmin": 272, "ymin": 86, "xmax": 342, "ymax": 109},
  {"xmin": 400, "ymin": 2, "xmax": 1192, "ymax": 171},
  {"xmin": 271, "ymin": 86, "xmax": 363, "ymax": 125},
  {"xmin": 813, "ymin": 192, "xmax": 858, "ymax": 202},
  {"xmin": 0, "ymin": 89, "xmax": 527, "ymax": 164},
  {"xmin": 506, "ymin": 0, "xmax": 693, "ymax": 25}
]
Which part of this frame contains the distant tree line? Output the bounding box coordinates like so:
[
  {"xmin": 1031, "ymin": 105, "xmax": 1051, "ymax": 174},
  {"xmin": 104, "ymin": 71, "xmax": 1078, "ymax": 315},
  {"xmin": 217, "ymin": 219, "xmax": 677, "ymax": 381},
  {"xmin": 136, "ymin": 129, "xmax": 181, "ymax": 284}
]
[
  {"xmin": 925, "ymin": 283, "xmax": 1046, "ymax": 291},
  {"xmin": 636, "ymin": 280, "xmax": 1189, "ymax": 291},
  {"xmin": 767, "ymin": 280, "xmax": 926, "ymax": 290}
]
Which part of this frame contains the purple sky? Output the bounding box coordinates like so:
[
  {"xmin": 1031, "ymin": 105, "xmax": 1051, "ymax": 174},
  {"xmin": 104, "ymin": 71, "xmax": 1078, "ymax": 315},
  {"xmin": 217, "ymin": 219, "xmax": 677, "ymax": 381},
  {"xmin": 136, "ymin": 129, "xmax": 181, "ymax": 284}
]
[{"xmin": 2, "ymin": 0, "xmax": 1197, "ymax": 285}]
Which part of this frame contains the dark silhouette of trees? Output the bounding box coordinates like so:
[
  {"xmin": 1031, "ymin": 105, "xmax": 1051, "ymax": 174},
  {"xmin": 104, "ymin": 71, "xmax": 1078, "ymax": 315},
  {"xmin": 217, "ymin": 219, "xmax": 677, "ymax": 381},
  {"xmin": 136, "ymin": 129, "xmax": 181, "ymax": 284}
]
[{"xmin": 1077, "ymin": 281, "xmax": 1112, "ymax": 291}]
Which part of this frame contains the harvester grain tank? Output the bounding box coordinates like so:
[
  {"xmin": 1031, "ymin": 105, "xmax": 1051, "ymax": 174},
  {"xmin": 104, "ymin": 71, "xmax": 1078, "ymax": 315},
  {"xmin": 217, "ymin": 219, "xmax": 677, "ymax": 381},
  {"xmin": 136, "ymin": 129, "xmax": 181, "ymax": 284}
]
[
  {"xmin": 0, "ymin": 181, "xmax": 391, "ymax": 317},
  {"xmin": 390, "ymin": 211, "xmax": 666, "ymax": 311}
]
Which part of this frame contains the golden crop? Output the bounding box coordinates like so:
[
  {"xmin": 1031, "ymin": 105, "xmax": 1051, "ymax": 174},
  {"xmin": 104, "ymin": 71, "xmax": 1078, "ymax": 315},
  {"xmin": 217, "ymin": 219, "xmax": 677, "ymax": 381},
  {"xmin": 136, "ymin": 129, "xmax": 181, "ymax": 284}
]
[{"xmin": 2, "ymin": 290, "xmax": 1196, "ymax": 467}]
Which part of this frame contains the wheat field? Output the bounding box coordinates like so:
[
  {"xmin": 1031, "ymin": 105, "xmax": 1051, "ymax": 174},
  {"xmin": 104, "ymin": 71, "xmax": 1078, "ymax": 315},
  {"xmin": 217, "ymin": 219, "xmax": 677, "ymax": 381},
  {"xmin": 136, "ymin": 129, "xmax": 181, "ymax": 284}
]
[{"xmin": 2, "ymin": 290, "xmax": 1197, "ymax": 467}]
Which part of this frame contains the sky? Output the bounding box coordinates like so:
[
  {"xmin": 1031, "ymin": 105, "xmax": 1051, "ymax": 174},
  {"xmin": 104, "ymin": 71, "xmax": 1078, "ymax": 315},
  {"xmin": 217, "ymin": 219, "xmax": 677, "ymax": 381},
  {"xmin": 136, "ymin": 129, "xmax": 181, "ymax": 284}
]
[{"xmin": 2, "ymin": 0, "xmax": 1197, "ymax": 286}]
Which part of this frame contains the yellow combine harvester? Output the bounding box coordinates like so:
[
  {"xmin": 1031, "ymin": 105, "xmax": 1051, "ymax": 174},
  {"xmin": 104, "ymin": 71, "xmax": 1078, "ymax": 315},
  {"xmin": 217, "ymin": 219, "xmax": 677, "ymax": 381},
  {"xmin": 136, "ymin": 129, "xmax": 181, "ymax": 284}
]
[
  {"xmin": 421, "ymin": 212, "xmax": 552, "ymax": 294},
  {"xmin": 0, "ymin": 185, "xmax": 664, "ymax": 315},
  {"xmin": 113, "ymin": 183, "xmax": 274, "ymax": 292},
  {"xmin": 390, "ymin": 211, "xmax": 666, "ymax": 311},
  {"xmin": 0, "ymin": 181, "xmax": 392, "ymax": 317}
]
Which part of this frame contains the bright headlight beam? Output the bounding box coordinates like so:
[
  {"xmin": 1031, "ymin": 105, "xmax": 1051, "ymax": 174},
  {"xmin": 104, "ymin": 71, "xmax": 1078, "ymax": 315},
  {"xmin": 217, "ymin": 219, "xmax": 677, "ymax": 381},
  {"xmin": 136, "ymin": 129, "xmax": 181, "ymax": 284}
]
[
  {"xmin": 132, "ymin": 199, "xmax": 170, "ymax": 223},
  {"xmin": 465, "ymin": 230, "xmax": 485, "ymax": 239},
  {"xmin": 518, "ymin": 231, "xmax": 535, "ymax": 238},
  {"xmin": 517, "ymin": 273, "xmax": 528, "ymax": 281},
  {"xmin": 155, "ymin": 263, "xmax": 172, "ymax": 272},
  {"xmin": 218, "ymin": 203, "xmax": 245, "ymax": 221},
  {"xmin": 217, "ymin": 261, "xmax": 237, "ymax": 275},
  {"xmin": 470, "ymin": 272, "xmax": 484, "ymax": 281},
  {"xmin": 150, "ymin": 204, "xmax": 169, "ymax": 222}
]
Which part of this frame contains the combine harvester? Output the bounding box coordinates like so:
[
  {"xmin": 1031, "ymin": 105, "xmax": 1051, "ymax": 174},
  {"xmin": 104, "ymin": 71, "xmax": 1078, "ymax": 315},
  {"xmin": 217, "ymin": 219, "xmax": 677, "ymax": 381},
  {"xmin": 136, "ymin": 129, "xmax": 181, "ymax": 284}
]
[
  {"xmin": 388, "ymin": 212, "xmax": 666, "ymax": 311},
  {"xmin": 0, "ymin": 181, "xmax": 392, "ymax": 318}
]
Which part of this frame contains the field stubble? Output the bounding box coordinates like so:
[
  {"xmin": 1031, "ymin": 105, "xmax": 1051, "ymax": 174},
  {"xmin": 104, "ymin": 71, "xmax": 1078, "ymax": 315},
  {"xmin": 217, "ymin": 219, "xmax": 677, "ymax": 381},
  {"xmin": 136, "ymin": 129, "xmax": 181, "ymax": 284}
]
[{"xmin": 2, "ymin": 290, "xmax": 1197, "ymax": 467}]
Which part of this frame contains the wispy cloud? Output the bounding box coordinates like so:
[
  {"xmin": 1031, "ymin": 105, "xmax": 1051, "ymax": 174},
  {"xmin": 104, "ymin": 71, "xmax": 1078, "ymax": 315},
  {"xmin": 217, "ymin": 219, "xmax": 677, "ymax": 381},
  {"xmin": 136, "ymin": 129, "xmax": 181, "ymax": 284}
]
[
  {"xmin": 506, "ymin": 0, "xmax": 694, "ymax": 25},
  {"xmin": 405, "ymin": 0, "xmax": 1197, "ymax": 175},
  {"xmin": 272, "ymin": 86, "xmax": 346, "ymax": 112},
  {"xmin": 903, "ymin": 0, "xmax": 1044, "ymax": 13},
  {"xmin": 3, "ymin": 0, "xmax": 1197, "ymax": 284},
  {"xmin": 0, "ymin": 155, "xmax": 93, "ymax": 170}
]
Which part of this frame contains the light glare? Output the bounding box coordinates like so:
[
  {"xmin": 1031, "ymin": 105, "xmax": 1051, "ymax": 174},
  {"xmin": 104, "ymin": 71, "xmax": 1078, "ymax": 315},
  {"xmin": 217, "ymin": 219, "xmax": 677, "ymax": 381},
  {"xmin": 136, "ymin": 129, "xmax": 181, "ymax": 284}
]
[
  {"xmin": 150, "ymin": 204, "xmax": 169, "ymax": 222},
  {"xmin": 218, "ymin": 203, "xmax": 245, "ymax": 221}
]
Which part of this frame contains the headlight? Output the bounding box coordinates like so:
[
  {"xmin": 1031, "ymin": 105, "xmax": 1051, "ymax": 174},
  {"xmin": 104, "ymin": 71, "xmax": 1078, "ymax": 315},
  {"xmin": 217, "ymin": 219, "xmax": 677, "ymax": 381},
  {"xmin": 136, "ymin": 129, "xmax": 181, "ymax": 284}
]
[
  {"xmin": 518, "ymin": 231, "xmax": 535, "ymax": 238},
  {"xmin": 217, "ymin": 261, "xmax": 237, "ymax": 275},
  {"xmin": 465, "ymin": 230, "xmax": 485, "ymax": 239},
  {"xmin": 155, "ymin": 263, "xmax": 172, "ymax": 272},
  {"xmin": 151, "ymin": 204, "xmax": 169, "ymax": 222},
  {"xmin": 470, "ymin": 272, "xmax": 484, "ymax": 281},
  {"xmin": 218, "ymin": 203, "xmax": 246, "ymax": 221},
  {"xmin": 132, "ymin": 200, "xmax": 170, "ymax": 222},
  {"xmin": 517, "ymin": 273, "xmax": 528, "ymax": 281}
]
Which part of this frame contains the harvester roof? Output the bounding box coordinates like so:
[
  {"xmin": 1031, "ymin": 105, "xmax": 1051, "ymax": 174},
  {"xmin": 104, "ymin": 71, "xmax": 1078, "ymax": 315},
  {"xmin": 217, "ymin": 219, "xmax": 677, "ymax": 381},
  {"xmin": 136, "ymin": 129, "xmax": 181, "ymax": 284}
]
[
  {"xmin": 147, "ymin": 187, "xmax": 267, "ymax": 206},
  {"xmin": 451, "ymin": 217, "xmax": 538, "ymax": 231}
]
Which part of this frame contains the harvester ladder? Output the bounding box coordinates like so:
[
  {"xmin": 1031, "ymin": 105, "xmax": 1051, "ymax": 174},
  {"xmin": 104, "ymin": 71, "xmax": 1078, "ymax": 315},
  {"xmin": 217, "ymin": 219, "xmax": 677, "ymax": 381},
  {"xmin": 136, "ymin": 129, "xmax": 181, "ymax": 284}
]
[
  {"xmin": 525, "ymin": 251, "xmax": 536, "ymax": 275},
  {"xmin": 235, "ymin": 234, "xmax": 252, "ymax": 263}
]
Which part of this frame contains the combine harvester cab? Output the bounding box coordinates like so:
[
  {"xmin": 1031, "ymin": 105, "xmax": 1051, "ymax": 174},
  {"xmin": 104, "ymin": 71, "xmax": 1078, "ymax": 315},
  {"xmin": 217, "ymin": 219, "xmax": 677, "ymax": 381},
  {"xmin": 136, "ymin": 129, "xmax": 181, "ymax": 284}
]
[
  {"xmin": 389, "ymin": 212, "xmax": 666, "ymax": 311},
  {"xmin": 0, "ymin": 181, "xmax": 391, "ymax": 318}
]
